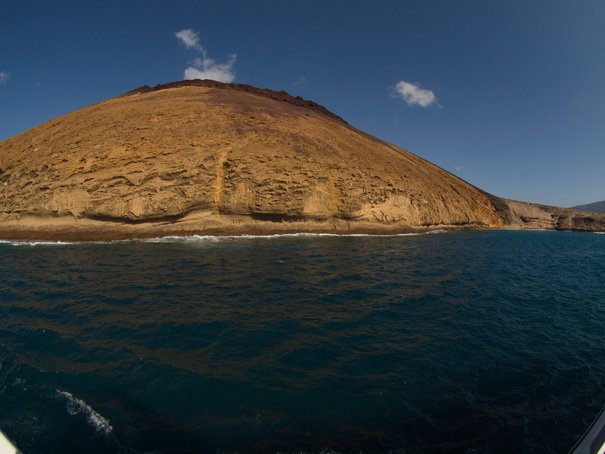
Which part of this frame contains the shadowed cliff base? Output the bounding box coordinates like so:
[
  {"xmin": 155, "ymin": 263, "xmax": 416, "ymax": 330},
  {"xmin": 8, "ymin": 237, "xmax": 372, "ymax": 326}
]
[{"xmin": 1, "ymin": 80, "xmax": 604, "ymax": 240}]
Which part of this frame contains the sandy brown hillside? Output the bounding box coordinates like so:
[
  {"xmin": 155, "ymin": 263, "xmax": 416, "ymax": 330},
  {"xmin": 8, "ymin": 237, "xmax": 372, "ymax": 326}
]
[{"xmin": 0, "ymin": 80, "xmax": 603, "ymax": 240}]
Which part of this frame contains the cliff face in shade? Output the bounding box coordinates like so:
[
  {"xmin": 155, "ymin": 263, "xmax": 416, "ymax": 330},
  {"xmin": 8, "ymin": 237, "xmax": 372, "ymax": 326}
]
[{"xmin": 0, "ymin": 80, "xmax": 604, "ymax": 240}]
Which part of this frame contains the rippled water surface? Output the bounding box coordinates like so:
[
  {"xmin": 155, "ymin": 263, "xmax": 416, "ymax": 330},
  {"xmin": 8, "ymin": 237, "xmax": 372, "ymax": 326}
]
[{"xmin": 1, "ymin": 230, "xmax": 604, "ymax": 453}]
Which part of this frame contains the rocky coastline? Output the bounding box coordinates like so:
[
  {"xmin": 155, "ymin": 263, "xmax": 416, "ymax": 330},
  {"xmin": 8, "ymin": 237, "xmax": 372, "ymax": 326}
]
[{"xmin": 1, "ymin": 80, "xmax": 604, "ymax": 241}]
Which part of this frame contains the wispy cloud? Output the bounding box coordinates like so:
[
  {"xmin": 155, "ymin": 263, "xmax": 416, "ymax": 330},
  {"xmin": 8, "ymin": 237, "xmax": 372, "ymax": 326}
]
[
  {"xmin": 175, "ymin": 29, "xmax": 201, "ymax": 50},
  {"xmin": 0, "ymin": 71, "xmax": 9, "ymax": 85},
  {"xmin": 175, "ymin": 29, "xmax": 236, "ymax": 83},
  {"xmin": 294, "ymin": 75, "xmax": 306, "ymax": 89},
  {"xmin": 392, "ymin": 80, "xmax": 436, "ymax": 107}
]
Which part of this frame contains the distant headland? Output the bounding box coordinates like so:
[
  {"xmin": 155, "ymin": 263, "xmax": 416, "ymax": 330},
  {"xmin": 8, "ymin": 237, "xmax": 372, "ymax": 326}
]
[
  {"xmin": 571, "ymin": 200, "xmax": 605, "ymax": 215},
  {"xmin": 1, "ymin": 80, "xmax": 604, "ymax": 241}
]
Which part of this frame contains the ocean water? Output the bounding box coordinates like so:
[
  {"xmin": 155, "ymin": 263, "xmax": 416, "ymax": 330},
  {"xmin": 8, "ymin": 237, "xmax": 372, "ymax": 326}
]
[{"xmin": 0, "ymin": 230, "xmax": 604, "ymax": 454}]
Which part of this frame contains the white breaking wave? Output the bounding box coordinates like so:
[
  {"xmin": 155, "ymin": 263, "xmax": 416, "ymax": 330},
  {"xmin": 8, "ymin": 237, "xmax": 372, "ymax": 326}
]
[
  {"xmin": 57, "ymin": 391, "xmax": 113, "ymax": 436},
  {"xmin": 0, "ymin": 240, "xmax": 81, "ymax": 247},
  {"xmin": 139, "ymin": 234, "xmax": 224, "ymax": 243},
  {"xmin": 0, "ymin": 229, "xmax": 448, "ymax": 247},
  {"xmin": 138, "ymin": 231, "xmax": 446, "ymax": 243}
]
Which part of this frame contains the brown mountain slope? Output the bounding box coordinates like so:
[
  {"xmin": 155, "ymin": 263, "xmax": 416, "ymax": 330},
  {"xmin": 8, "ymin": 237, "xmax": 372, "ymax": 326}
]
[{"xmin": 0, "ymin": 80, "xmax": 603, "ymax": 240}]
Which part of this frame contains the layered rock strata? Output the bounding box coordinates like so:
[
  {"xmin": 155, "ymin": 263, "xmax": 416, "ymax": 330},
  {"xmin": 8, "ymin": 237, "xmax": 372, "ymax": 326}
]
[{"xmin": 0, "ymin": 80, "xmax": 603, "ymax": 240}]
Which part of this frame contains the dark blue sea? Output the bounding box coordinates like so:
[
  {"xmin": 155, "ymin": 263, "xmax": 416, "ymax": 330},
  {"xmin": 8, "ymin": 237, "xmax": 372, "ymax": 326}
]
[{"xmin": 1, "ymin": 230, "xmax": 604, "ymax": 454}]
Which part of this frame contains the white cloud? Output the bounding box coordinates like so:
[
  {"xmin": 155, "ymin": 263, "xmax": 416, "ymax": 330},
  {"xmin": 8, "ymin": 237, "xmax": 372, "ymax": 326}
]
[
  {"xmin": 0, "ymin": 72, "xmax": 9, "ymax": 85},
  {"xmin": 175, "ymin": 29, "xmax": 202, "ymax": 51},
  {"xmin": 175, "ymin": 28, "xmax": 236, "ymax": 83},
  {"xmin": 392, "ymin": 80, "xmax": 436, "ymax": 107},
  {"xmin": 184, "ymin": 55, "xmax": 236, "ymax": 83}
]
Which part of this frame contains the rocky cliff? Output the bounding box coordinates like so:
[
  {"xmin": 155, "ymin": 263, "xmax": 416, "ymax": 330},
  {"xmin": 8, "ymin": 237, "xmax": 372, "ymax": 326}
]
[{"xmin": 1, "ymin": 80, "xmax": 604, "ymax": 240}]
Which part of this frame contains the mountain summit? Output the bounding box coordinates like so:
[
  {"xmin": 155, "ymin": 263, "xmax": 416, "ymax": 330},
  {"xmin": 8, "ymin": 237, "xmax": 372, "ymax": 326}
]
[{"xmin": 1, "ymin": 80, "xmax": 604, "ymax": 240}]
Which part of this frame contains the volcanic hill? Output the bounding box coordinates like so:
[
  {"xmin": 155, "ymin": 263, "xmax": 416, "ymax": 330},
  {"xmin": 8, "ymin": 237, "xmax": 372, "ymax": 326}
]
[{"xmin": 1, "ymin": 80, "xmax": 604, "ymax": 240}]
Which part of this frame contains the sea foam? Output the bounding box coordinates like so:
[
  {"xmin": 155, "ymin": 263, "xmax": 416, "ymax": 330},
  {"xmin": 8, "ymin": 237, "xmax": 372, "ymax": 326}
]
[
  {"xmin": 0, "ymin": 240, "xmax": 81, "ymax": 247},
  {"xmin": 57, "ymin": 391, "xmax": 113, "ymax": 436},
  {"xmin": 138, "ymin": 230, "xmax": 438, "ymax": 243},
  {"xmin": 0, "ymin": 230, "xmax": 445, "ymax": 247}
]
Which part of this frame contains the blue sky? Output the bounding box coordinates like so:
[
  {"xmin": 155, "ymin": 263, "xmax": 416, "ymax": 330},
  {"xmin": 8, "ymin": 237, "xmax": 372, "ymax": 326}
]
[{"xmin": 1, "ymin": 0, "xmax": 604, "ymax": 207}]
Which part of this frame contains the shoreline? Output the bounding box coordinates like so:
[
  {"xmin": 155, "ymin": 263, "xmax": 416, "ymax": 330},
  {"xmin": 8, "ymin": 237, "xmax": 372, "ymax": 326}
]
[
  {"xmin": 0, "ymin": 212, "xmax": 479, "ymax": 242},
  {"xmin": 2, "ymin": 199, "xmax": 605, "ymax": 242}
]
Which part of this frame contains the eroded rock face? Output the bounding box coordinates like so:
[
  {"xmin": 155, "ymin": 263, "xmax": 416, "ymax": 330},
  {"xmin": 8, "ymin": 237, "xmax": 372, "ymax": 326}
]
[
  {"xmin": 495, "ymin": 199, "xmax": 605, "ymax": 232},
  {"xmin": 0, "ymin": 80, "xmax": 603, "ymax": 240}
]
